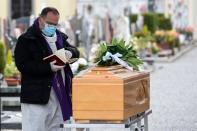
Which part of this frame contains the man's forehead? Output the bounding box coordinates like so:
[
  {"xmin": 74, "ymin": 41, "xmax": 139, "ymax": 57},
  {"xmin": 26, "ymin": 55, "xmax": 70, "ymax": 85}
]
[{"xmin": 45, "ymin": 12, "xmax": 59, "ymax": 21}]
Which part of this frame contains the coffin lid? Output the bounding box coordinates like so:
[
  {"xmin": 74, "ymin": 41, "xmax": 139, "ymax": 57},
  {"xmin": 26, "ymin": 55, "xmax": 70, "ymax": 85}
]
[{"xmin": 74, "ymin": 65, "xmax": 149, "ymax": 81}]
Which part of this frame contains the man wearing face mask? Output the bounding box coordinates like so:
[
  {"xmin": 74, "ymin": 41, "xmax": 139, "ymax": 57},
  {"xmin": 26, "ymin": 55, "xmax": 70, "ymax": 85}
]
[{"xmin": 14, "ymin": 7, "xmax": 79, "ymax": 131}]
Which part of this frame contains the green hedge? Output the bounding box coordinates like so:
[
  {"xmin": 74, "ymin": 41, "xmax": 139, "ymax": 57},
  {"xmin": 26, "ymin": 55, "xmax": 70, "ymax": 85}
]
[
  {"xmin": 129, "ymin": 14, "xmax": 138, "ymax": 23},
  {"xmin": 143, "ymin": 13, "xmax": 158, "ymax": 33},
  {"xmin": 156, "ymin": 13, "xmax": 165, "ymax": 18},
  {"xmin": 130, "ymin": 13, "xmax": 172, "ymax": 33},
  {"xmin": 0, "ymin": 41, "xmax": 6, "ymax": 74},
  {"xmin": 159, "ymin": 18, "xmax": 172, "ymax": 30},
  {"xmin": 157, "ymin": 14, "xmax": 172, "ymax": 30}
]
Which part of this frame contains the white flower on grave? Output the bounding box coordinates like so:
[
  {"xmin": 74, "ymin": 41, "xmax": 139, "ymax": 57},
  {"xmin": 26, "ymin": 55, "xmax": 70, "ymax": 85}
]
[
  {"xmin": 78, "ymin": 58, "xmax": 88, "ymax": 66},
  {"xmin": 89, "ymin": 44, "xmax": 100, "ymax": 62},
  {"xmin": 91, "ymin": 44, "xmax": 99, "ymax": 53},
  {"xmin": 71, "ymin": 61, "xmax": 79, "ymax": 73}
]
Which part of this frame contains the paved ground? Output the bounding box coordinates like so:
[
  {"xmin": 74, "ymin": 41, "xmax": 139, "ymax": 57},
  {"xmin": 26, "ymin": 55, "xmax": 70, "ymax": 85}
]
[
  {"xmin": 2, "ymin": 46, "xmax": 197, "ymax": 131},
  {"xmin": 149, "ymin": 46, "xmax": 197, "ymax": 131}
]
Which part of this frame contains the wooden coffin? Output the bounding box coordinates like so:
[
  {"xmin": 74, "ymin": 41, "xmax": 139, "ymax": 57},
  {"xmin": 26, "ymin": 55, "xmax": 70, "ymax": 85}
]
[{"xmin": 72, "ymin": 65, "xmax": 150, "ymax": 121}]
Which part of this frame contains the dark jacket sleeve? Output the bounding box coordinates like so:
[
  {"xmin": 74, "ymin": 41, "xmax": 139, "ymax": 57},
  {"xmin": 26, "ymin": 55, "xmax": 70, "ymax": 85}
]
[
  {"xmin": 61, "ymin": 33, "xmax": 80, "ymax": 58},
  {"xmin": 14, "ymin": 36, "xmax": 53, "ymax": 76}
]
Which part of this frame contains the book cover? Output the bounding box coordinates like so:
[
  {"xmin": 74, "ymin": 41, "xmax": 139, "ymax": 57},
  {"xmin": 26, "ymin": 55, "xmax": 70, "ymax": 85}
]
[{"xmin": 43, "ymin": 54, "xmax": 65, "ymax": 66}]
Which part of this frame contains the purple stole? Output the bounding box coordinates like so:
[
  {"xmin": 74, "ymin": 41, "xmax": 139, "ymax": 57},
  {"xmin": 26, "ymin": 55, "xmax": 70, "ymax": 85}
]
[{"xmin": 46, "ymin": 31, "xmax": 73, "ymax": 121}]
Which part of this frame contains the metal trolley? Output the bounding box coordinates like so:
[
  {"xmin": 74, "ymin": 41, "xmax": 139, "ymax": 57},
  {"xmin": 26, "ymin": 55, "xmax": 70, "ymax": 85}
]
[{"xmin": 60, "ymin": 110, "xmax": 152, "ymax": 131}]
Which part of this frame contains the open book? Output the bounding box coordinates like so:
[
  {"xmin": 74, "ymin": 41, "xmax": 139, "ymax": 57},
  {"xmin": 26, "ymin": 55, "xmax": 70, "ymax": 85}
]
[{"xmin": 43, "ymin": 48, "xmax": 78, "ymax": 66}]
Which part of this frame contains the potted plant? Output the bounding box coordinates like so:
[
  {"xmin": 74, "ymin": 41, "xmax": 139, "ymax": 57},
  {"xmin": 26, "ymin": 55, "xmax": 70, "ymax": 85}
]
[
  {"xmin": 4, "ymin": 62, "xmax": 20, "ymax": 86},
  {"xmin": 4, "ymin": 49, "xmax": 20, "ymax": 86}
]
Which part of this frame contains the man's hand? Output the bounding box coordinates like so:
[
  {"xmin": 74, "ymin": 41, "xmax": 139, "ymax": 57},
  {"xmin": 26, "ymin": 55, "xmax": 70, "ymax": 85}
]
[{"xmin": 50, "ymin": 61, "xmax": 65, "ymax": 72}]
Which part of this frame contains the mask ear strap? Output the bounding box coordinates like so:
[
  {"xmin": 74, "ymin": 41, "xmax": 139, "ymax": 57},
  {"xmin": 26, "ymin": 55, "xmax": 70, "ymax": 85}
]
[{"xmin": 44, "ymin": 23, "xmax": 48, "ymax": 27}]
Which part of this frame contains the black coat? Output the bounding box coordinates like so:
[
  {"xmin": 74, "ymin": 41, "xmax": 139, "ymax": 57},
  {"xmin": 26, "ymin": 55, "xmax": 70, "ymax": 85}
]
[{"xmin": 14, "ymin": 22, "xmax": 79, "ymax": 104}]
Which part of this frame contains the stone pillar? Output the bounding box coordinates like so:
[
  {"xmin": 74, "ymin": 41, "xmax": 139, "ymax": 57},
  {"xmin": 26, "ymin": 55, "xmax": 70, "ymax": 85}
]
[
  {"xmin": 164, "ymin": 0, "xmax": 170, "ymax": 18},
  {"xmin": 193, "ymin": 0, "xmax": 197, "ymax": 39},
  {"xmin": 187, "ymin": 0, "xmax": 197, "ymax": 39},
  {"xmin": 0, "ymin": 0, "xmax": 9, "ymax": 41}
]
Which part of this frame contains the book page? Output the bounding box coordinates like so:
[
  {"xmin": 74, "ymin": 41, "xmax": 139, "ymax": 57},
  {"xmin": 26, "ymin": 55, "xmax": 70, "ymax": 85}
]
[{"xmin": 54, "ymin": 49, "xmax": 68, "ymax": 63}]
